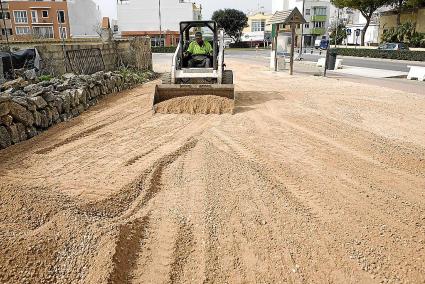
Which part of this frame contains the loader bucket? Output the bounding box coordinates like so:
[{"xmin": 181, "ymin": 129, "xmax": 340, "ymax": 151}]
[{"xmin": 153, "ymin": 84, "xmax": 235, "ymax": 114}]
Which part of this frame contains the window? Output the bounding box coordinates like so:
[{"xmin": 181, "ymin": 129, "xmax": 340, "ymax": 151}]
[
  {"xmin": 13, "ymin": 11, "xmax": 28, "ymax": 23},
  {"xmin": 42, "ymin": 10, "xmax": 48, "ymax": 18},
  {"xmin": 314, "ymin": 22, "xmax": 325, "ymax": 28},
  {"xmin": 1, "ymin": 28, "xmax": 13, "ymax": 36},
  {"xmin": 151, "ymin": 37, "xmax": 164, "ymax": 47},
  {"xmin": 31, "ymin": 10, "xmax": 38, "ymax": 23},
  {"xmin": 304, "ymin": 22, "xmax": 310, "ymax": 28},
  {"xmin": 313, "ymin": 7, "xmax": 327, "ymax": 16},
  {"xmin": 251, "ymin": 20, "xmax": 265, "ymax": 32},
  {"xmin": 0, "ymin": 12, "xmax": 10, "ymax": 19},
  {"xmin": 33, "ymin": 26, "xmax": 54, "ymax": 38},
  {"xmin": 15, "ymin": 26, "xmax": 30, "ymax": 35},
  {"xmin": 57, "ymin": 10, "xmax": 65, "ymax": 23},
  {"xmin": 59, "ymin": 26, "xmax": 67, "ymax": 39},
  {"xmin": 305, "ymin": 9, "xmax": 310, "ymax": 15}
]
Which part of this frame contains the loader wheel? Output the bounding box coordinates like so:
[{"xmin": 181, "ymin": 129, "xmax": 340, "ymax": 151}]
[
  {"xmin": 222, "ymin": 70, "xmax": 233, "ymax": 84},
  {"xmin": 161, "ymin": 73, "xmax": 171, "ymax": 84}
]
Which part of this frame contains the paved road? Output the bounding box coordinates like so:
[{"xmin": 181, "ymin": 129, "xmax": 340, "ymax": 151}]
[
  {"xmin": 154, "ymin": 52, "xmax": 425, "ymax": 96},
  {"xmin": 225, "ymin": 49, "xmax": 425, "ymax": 72}
]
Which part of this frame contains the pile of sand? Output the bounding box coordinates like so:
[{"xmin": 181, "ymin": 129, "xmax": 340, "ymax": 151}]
[{"xmin": 155, "ymin": 95, "xmax": 234, "ymax": 114}]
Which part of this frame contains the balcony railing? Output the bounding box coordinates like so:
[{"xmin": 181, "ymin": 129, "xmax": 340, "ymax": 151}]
[
  {"xmin": 311, "ymin": 15, "xmax": 327, "ymax": 22},
  {"xmin": 311, "ymin": 27, "xmax": 325, "ymax": 35}
]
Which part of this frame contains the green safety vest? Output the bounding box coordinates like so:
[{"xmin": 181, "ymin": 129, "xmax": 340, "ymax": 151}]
[{"xmin": 187, "ymin": 41, "xmax": 213, "ymax": 55}]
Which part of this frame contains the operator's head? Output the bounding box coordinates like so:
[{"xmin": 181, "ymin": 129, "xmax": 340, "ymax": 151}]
[{"xmin": 195, "ymin": 32, "xmax": 203, "ymax": 43}]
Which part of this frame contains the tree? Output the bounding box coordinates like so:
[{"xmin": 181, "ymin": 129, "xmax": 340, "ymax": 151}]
[
  {"xmin": 211, "ymin": 9, "xmax": 248, "ymax": 42},
  {"xmin": 389, "ymin": 0, "xmax": 406, "ymax": 25},
  {"xmin": 331, "ymin": 0, "xmax": 391, "ymax": 46},
  {"xmin": 330, "ymin": 23, "xmax": 347, "ymax": 45}
]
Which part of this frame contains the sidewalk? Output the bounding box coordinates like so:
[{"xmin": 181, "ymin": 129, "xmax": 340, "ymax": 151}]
[{"xmin": 329, "ymin": 66, "xmax": 408, "ymax": 78}]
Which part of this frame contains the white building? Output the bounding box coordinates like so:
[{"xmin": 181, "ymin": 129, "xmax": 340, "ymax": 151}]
[
  {"xmin": 272, "ymin": 0, "xmax": 382, "ymax": 46},
  {"xmin": 67, "ymin": 0, "xmax": 102, "ymax": 38},
  {"xmin": 241, "ymin": 11, "xmax": 273, "ymax": 47},
  {"xmin": 342, "ymin": 8, "xmax": 383, "ymax": 45},
  {"xmin": 117, "ymin": 0, "xmax": 201, "ymax": 46}
]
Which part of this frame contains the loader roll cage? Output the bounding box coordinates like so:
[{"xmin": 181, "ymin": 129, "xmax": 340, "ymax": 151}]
[{"xmin": 178, "ymin": 21, "xmax": 218, "ymax": 70}]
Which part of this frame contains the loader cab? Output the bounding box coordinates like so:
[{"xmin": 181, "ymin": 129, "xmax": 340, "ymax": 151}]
[{"xmin": 177, "ymin": 21, "xmax": 219, "ymax": 70}]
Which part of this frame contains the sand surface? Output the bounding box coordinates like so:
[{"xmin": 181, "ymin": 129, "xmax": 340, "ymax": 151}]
[
  {"xmin": 155, "ymin": 95, "xmax": 234, "ymax": 114},
  {"xmin": 1, "ymin": 60, "xmax": 425, "ymax": 283}
]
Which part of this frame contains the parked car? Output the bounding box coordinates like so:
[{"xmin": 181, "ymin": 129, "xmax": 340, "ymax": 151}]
[
  {"xmin": 377, "ymin": 43, "xmax": 409, "ymax": 51},
  {"xmin": 315, "ymin": 39, "xmax": 329, "ymax": 50}
]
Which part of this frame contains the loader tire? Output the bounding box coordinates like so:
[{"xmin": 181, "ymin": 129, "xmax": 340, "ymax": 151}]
[
  {"xmin": 222, "ymin": 70, "xmax": 233, "ymax": 84},
  {"xmin": 161, "ymin": 73, "xmax": 171, "ymax": 84}
]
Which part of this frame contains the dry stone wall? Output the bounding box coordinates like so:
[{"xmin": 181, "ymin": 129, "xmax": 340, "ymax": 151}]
[
  {"xmin": 35, "ymin": 37, "xmax": 152, "ymax": 76},
  {"xmin": 0, "ymin": 70, "xmax": 155, "ymax": 150}
]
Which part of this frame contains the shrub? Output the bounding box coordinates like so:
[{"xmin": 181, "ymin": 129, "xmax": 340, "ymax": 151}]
[
  {"xmin": 331, "ymin": 48, "xmax": 425, "ymax": 61},
  {"xmin": 151, "ymin": 46, "xmax": 177, "ymax": 53},
  {"xmin": 39, "ymin": 75, "xmax": 53, "ymax": 81},
  {"xmin": 381, "ymin": 21, "xmax": 425, "ymax": 48}
]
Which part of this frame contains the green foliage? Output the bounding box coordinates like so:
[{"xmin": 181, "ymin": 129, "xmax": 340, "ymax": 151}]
[
  {"xmin": 151, "ymin": 46, "xmax": 177, "ymax": 53},
  {"xmin": 330, "ymin": 23, "xmax": 347, "ymax": 45},
  {"xmin": 405, "ymin": 0, "xmax": 425, "ymax": 7},
  {"xmin": 211, "ymin": 9, "xmax": 248, "ymax": 42},
  {"xmin": 38, "ymin": 75, "xmax": 53, "ymax": 81},
  {"xmin": 332, "ymin": 47, "xmax": 425, "ymax": 61},
  {"xmin": 117, "ymin": 67, "xmax": 156, "ymax": 84},
  {"xmin": 331, "ymin": 0, "xmax": 391, "ymax": 15},
  {"xmin": 382, "ymin": 21, "xmax": 425, "ymax": 47}
]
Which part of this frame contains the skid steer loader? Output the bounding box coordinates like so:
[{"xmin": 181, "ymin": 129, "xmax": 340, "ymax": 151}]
[{"xmin": 153, "ymin": 21, "xmax": 235, "ymax": 114}]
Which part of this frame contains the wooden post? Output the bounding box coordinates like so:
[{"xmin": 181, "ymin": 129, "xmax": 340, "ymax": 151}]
[{"xmin": 290, "ymin": 23, "xmax": 295, "ymax": 75}]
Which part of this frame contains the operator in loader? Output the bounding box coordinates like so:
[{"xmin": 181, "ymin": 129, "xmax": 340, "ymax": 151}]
[{"xmin": 186, "ymin": 31, "xmax": 213, "ymax": 68}]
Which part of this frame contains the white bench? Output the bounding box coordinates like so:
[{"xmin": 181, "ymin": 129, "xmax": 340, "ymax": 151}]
[
  {"xmin": 316, "ymin": 58, "xmax": 343, "ymax": 70},
  {"xmin": 407, "ymin": 65, "xmax": 425, "ymax": 81},
  {"xmin": 335, "ymin": 59, "xmax": 343, "ymax": 69},
  {"xmin": 316, "ymin": 58, "xmax": 326, "ymax": 68}
]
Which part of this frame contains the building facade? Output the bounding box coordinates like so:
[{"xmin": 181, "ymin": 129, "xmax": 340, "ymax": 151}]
[
  {"xmin": 117, "ymin": 0, "xmax": 202, "ymax": 47},
  {"xmin": 272, "ymin": 0, "xmax": 335, "ymax": 47},
  {"xmin": 242, "ymin": 12, "xmax": 273, "ymax": 47},
  {"xmin": 272, "ymin": 0, "xmax": 384, "ymax": 46},
  {"xmin": 0, "ymin": 0, "xmax": 70, "ymax": 41}
]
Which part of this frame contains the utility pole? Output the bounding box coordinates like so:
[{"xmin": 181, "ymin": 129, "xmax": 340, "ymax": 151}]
[
  {"xmin": 299, "ymin": 0, "xmax": 305, "ymax": 59},
  {"xmin": 158, "ymin": 0, "xmax": 162, "ymax": 44}
]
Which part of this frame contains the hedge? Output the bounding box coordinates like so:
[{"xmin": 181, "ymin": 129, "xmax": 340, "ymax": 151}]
[
  {"xmin": 331, "ymin": 48, "xmax": 425, "ymax": 62},
  {"xmin": 152, "ymin": 46, "xmax": 177, "ymax": 53}
]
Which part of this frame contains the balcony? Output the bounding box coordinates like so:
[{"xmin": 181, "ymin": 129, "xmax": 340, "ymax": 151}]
[
  {"xmin": 311, "ymin": 15, "xmax": 327, "ymax": 22},
  {"xmin": 311, "ymin": 27, "xmax": 325, "ymax": 35}
]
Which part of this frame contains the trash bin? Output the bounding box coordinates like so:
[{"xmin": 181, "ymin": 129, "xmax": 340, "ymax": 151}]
[{"xmin": 326, "ymin": 53, "xmax": 337, "ymax": 70}]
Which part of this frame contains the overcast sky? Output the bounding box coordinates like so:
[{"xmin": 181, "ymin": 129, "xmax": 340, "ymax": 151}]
[{"xmin": 92, "ymin": 0, "xmax": 272, "ymax": 20}]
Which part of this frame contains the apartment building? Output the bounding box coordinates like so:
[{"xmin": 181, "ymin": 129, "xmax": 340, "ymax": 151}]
[
  {"xmin": 0, "ymin": 0, "xmax": 70, "ymax": 41},
  {"xmin": 242, "ymin": 11, "xmax": 273, "ymax": 47},
  {"xmin": 117, "ymin": 0, "xmax": 202, "ymax": 47},
  {"xmin": 272, "ymin": 0, "xmax": 335, "ymax": 46}
]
